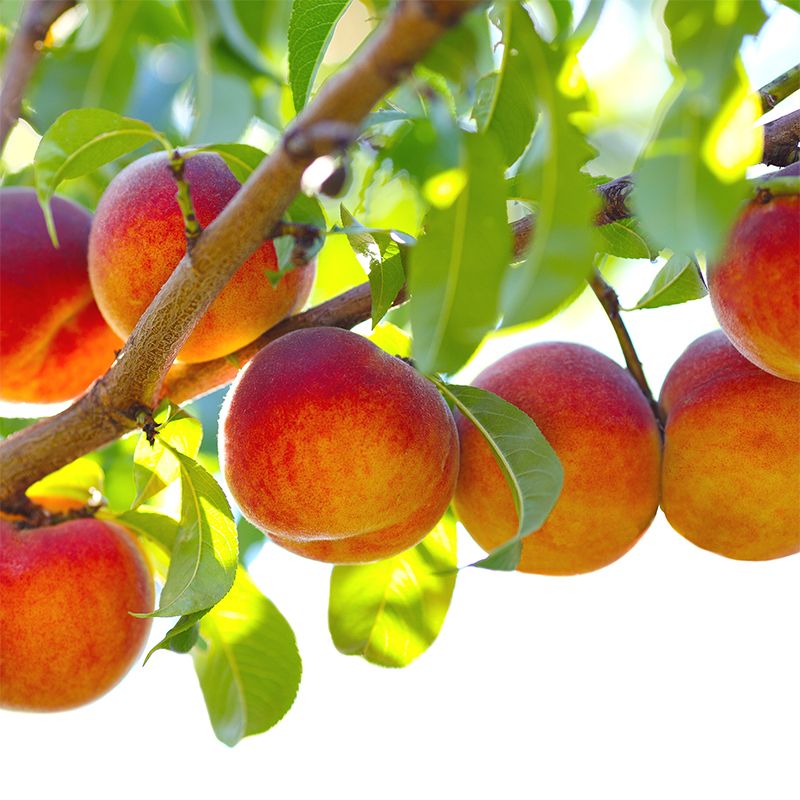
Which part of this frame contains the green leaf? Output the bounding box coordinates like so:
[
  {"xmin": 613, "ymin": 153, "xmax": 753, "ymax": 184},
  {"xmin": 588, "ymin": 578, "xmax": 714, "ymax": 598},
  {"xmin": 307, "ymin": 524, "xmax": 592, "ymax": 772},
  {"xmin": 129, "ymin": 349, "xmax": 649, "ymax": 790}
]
[
  {"xmin": 143, "ymin": 610, "xmax": 207, "ymax": 664},
  {"xmin": 473, "ymin": 4, "xmax": 538, "ymax": 166},
  {"xmin": 409, "ymin": 133, "xmax": 511, "ymax": 375},
  {"xmin": 626, "ymin": 253, "xmax": 708, "ymax": 310},
  {"xmin": 196, "ymin": 143, "xmax": 266, "ymax": 183},
  {"xmin": 132, "ymin": 405, "xmax": 202, "ymax": 509},
  {"xmin": 329, "ymin": 513, "xmax": 457, "ymax": 668},
  {"xmin": 27, "ymin": 457, "xmax": 104, "ymax": 504},
  {"xmin": 340, "ymin": 207, "xmax": 406, "ymax": 327},
  {"xmin": 432, "ymin": 380, "xmax": 564, "ymax": 572},
  {"xmin": 237, "ymin": 517, "xmax": 265, "ymax": 566},
  {"xmin": 631, "ymin": 2, "xmax": 766, "ymax": 261},
  {"xmin": 211, "ymin": 0, "xmax": 282, "ymax": 80},
  {"xmin": 597, "ymin": 217, "xmax": 659, "ymax": 261},
  {"xmin": 288, "ymin": 0, "xmax": 350, "ymax": 112},
  {"xmin": 193, "ymin": 568, "xmax": 302, "ymax": 747},
  {"xmin": 286, "ymin": 193, "xmax": 326, "ymax": 229},
  {"xmin": 145, "ymin": 447, "xmax": 238, "ymax": 619},
  {"xmin": 499, "ymin": 30, "xmax": 599, "ymax": 328},
  {"xmin": 114, "ymin": 509, "xmax": 180, "ymax": 555},
  {"xmin": 34, "ymin": 109, "xmax": 166, "ymax": 237}
]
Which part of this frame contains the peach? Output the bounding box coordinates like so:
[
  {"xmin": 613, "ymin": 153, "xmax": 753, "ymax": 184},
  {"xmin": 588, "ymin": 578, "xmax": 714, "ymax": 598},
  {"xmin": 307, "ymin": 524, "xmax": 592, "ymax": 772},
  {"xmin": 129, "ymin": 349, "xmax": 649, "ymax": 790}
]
[
  {"xmin": 88, "ymin": 151, "xmax": 315, "ymax": 364},
  {"xmin": 660, "ymin": 330, "xmax": 800, "ymax": 561},
  {"xmin": 454, "ymin": 343, "xmax": 661, "ymax": 575},
  {"xmin": 220, "ymin": 328, "xmax": 459, "ymax": 563},
  {"xmin": 708, "ymin": 193, "xmax": 800, "ymax": 381},
  {"xmin": 0, "ymin": 516, "xmax": 154, "ymax": 711},
  {"xmin": 0, "ymin": 188, "xmax": 123, "ymax": 404}
]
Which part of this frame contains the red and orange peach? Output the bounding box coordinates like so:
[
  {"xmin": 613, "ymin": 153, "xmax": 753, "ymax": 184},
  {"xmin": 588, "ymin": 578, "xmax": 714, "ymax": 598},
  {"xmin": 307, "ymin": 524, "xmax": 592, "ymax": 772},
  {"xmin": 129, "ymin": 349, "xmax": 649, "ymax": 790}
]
[
  {"xmin": 88, "ymin": 151, "xmax": 315, "ymax": 363},
  {"xmin": 220, "ymin": 328, "xmax": 459, "ymax": 563},
  {"xmin": 0, "ymin": 188, "xmax": 122, "ymax": 404},
  {"xmin": 454, "ymin": 342, "xmax": 662, "ymax": 575}
]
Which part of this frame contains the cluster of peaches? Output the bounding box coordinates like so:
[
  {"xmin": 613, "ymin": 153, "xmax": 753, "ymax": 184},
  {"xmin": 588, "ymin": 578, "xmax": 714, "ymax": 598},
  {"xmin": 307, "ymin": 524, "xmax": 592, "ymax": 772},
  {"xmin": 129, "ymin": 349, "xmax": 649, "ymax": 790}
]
[{"xmin": 1, "ymin": 152, "xmax": 798, "ymax": 714}]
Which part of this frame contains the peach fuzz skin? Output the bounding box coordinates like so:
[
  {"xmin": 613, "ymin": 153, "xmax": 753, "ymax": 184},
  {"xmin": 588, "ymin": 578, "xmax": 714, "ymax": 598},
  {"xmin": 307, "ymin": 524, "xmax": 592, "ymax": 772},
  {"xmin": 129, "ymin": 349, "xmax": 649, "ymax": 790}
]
[
  {"xmin": 0, "ymin": 188, "xmax": 123, "ymax": 404},
  {"xmin": 0, "ymin": 516, "xmax": 154, "ymax": 711},
  {"xmin": 660, "ymin": 330, "xmax": 800, "ymax": 561},
  {"xmin": 220, "ymin": 328, "xmax": 459, "ymax": 564},
  {"xmin": 88, "ymin": 151, "xmax": 315, "ymax": 364},
  {"xmin": 708, "ymin": 194, "xmax": 799, "ymax": 381},
  {"xmin": 454, "ymin": 343, "xmax": 661, "ymax": 576}
]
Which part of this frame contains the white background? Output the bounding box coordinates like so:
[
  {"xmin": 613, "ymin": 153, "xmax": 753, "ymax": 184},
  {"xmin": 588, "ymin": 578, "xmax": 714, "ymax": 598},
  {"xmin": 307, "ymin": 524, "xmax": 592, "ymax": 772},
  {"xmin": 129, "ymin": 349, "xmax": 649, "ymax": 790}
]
[{"xmin": 2, "ymin": 2, "xmax": 799, "ymax": 798}]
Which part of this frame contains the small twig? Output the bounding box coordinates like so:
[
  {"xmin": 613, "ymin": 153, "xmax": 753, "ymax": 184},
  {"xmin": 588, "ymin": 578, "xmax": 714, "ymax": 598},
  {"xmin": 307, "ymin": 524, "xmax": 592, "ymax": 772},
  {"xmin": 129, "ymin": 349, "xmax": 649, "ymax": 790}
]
[
  {"xmin": 588, "ymin": 269, "xmax": 664, "ymax": 428},
  {"xmin": 760, "ymin": 63, "xmax": 800, "ymax": 113},
  {"xmin": 168, "ymin": 149, "xmax": 202, "ymax": 250},
  {"xmin": 0, "ymin": 0, "xmax": 75, "ymax": 152}
]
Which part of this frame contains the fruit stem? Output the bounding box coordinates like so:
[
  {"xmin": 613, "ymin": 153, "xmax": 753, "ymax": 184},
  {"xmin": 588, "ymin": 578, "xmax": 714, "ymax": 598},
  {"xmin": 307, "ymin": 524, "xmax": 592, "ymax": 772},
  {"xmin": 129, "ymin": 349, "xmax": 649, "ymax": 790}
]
[
  {"xmin": 168, "ymin": 149, "xmax": 202, "ymax": 251},
  {"xmin": 588, "ymin": 268, "xmax": 665, "ymax": 430}
]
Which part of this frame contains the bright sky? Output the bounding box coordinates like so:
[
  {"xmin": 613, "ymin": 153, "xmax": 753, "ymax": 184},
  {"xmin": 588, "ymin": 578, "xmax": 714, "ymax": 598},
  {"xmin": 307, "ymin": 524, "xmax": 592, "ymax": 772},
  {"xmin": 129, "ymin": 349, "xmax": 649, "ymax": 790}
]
[{"xmin": 2, "ymin": 3, "xmax": 799, "ymax": 798}]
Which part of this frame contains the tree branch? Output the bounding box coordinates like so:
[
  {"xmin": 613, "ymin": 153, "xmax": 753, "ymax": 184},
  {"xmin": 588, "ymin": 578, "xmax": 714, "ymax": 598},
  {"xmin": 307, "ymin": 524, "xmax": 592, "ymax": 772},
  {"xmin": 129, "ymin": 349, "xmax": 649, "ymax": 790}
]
[
  {"xmin": 762, "ymin": 108, "xmax": 800, "ymax": 167},
  {"xmin": 0, "ymin": 0, "xmax": 75, "ymax": 152},
  {"xmin": 0, "ymin": 0, "xmax": 482, "ymax": 506},
  {"xmin": 760, "ymin": 63, "xmax": 800, "ymax": 113}
]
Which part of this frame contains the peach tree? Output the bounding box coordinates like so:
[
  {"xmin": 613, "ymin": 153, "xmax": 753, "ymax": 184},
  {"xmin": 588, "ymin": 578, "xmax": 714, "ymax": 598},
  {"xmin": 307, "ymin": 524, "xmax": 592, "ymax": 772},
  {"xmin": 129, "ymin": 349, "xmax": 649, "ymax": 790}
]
[{"xmin": 0, "ymin": 0, "xmax": 797, "ymax": 744}]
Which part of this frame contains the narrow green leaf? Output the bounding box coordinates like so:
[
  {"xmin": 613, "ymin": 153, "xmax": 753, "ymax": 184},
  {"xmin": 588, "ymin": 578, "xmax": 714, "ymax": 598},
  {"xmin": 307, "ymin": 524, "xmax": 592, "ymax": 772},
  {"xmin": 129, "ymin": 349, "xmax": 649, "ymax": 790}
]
[
  {"xmin": 143, "ymin": 610, "xmax": 207, "ymax": 664},
  {"xmin": 473, "ymin": 4, "xmax": 538, "ymax": 166},
  {"xmin": 114, "ymin": 509, "xmax": 180, "ymax": 555},
  {"xmin": 132, "ymin": 406, "xmax": 202, "ymax": 509},
  {"xmin": 626, "ymin": 254, "xmax": 708, "ymax": 310},
  {"xmin": 34, "ymin": 109, "xmax": 166, "ymax": 237},
  {"xmin": 499, "ymin": 30, "xmax": 599, "ymax": 328},
  {"xmin": 597, "ymin": 217, "xmax": 659, "ymax": 261},
  {"xmin": 237, "ymin": 517, "xmax": 265, "ymax": 567},
  {"xmin": 288, "ymin": 0, "xmax": 350, "ymax": 112},
  {"xmin": 340, "ymin": 207, "xmax": 407, "ymax": 327},
  {"xmin": 409, "ymin": 133, "xmax": 511, "ymax": 374},
  {"xmin": 145, "ymin": 447, "xmax": 238, "ymax": 618},
  {"xmin": 193, "ymin": 568, "xmax": 302, "ymax": 747},
  {"xmin": 196, "ymin": 143, "xmax": 266, "ymax": 183},
  {"xmin": 329, "ymin": 513, "xmax": 457, "ymax": 668},
  {"xmin": 27, "ymin": 457, "xmax": 104, "ymax": 504},
  {"xmin": 631, "ymin": 2, "xmax": 766, "ymax": 261},
  {"xmin": 432, "ymin": 380, "xmax": 563, "ymax": 572}
]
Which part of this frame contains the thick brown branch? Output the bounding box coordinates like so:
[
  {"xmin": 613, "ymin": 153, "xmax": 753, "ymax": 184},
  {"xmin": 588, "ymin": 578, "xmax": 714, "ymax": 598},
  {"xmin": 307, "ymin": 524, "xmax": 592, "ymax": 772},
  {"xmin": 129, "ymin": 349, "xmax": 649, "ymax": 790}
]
[
  {"xmin": 587, "ymin": 270, "xmax": 664, "ymax": 428},
  {"xmin": 0, "ymin": 0, "xmax": 481, "ymax": 505},
  {"xmin": 762, "ymin": 108, "xmax": 800, "ymax": 167},
  {"xmin": 0, "ymin": 0, "xmax": 75, "ymax": 152}
]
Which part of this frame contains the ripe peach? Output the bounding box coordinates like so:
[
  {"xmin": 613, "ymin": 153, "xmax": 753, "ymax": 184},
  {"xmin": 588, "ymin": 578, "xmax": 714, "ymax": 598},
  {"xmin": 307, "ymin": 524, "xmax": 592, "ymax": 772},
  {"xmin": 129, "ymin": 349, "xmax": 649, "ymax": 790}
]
[
  {"xmin": 0, "ymin": 188, "xmax": 123, "ymax": 404},
  {"xmin": 0, "ymin": 516, "xmax": 154, "ymax": 711},
  {"xmin": 88, "ymin": 151, "xmax": 315, "ymax": 363},
  {"xmin": 220, "ymin": 328, "xmax": 459, "ymax": 563},
  {"xmin": 708, "ymin": 193, "xmax": 800, "ymax": 381},
  {"xmin": 660, "ymin": 330, "xmax": 800, "ymax": 561},
  {"xmin": 454, "ymin": 343, "xmax": 661, "ymax": 575}
]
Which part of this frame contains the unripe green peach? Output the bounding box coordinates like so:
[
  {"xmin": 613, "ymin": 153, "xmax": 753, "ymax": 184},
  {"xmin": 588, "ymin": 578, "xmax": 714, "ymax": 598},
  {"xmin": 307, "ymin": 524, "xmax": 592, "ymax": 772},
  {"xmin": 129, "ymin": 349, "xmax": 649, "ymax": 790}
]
[
  {"xmin": 88, "ymin": 152, "xmax": 315, "ymax": 363},
  {"xmin": 454, "ymin": 342, "xmax": 661, "ymax": 575},
  {"xmin": 220, "ymin": 328, "xmax": 459, "ymax": 563}
]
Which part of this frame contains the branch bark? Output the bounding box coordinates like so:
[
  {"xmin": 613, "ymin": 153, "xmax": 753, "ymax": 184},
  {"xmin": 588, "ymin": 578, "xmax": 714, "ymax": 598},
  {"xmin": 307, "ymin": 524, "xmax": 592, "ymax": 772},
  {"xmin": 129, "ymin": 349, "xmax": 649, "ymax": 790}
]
[
  {"xmin": 0, "ymin": 0, "xmax": 75, "ymax": 152},
  {"xmin": 0, "ymin": 0, "xmax": 482, "ymax": 506}
]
